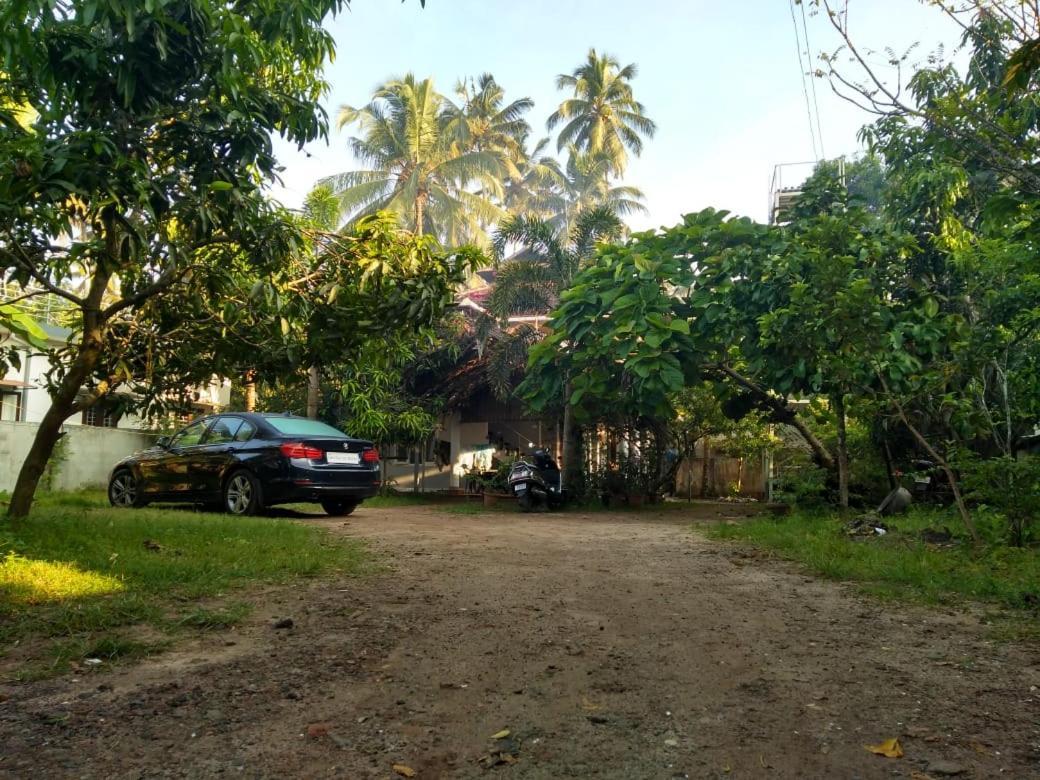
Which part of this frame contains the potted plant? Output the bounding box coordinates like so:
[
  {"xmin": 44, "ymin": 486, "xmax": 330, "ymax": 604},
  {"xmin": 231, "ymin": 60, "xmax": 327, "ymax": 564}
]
[{"xmin": 480, "ymin": 461, "xmax": 516, "ymax": 507}]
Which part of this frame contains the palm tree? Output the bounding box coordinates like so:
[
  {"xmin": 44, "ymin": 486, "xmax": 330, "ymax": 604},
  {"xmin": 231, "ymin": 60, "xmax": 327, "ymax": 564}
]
[
  {"xmin": 553, "ymin": 147, "xmax": 647, "ymax": 232},
  {"xmin": 547, "ymin": 49, "xmax": 656, "ymax": 175},
  {"xmin": 323, "ymin": 74, "xmax": 505, "ymax": 244},
  {"xmin": 502, "ymin": 137, "xmax": 567, "ymax": 219},
  {"xmin": 489, "ymin": 206, "xmax": 622, "ymax": 317},
  {"xmin": 488, "ymin": 208, "xmax": 623, "ymax": 488},
  {"xmin": 446, "ymin": 73, "xmax": 533, "ymax": 181}
]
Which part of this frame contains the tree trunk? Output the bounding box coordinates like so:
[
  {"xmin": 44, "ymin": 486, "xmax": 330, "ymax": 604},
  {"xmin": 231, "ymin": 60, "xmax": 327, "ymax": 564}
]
[
  {"xmin": 7, "ymin": 268, "xmax": 112, "ymax": 520},
  {"xmin": 561, "ymin": 383, "xmax": 583, "ymax": 492},
  {"xmin": 243, "ymin": 370, "xmax": 257, "ymax": 412},
  {"xmin": 717, "ymin": 365, "xmax": 836, "ymax": 472},
  {"xmin": 701, "ymin": 439, "xmax": 711, "ymax": 498},
  {"xmin": 833, "ymin": 392, "xmax": 850, "ymax": 508},
  {"xmin": 306, "ymin": 365, "xmax": 320, "ymax": 419},
  {"xmin": 8, "ymin": 371, "xmax": 87, "ymax": 519},
  {"xmin": 881, "ymin": 439, "xmax": 897, "ymax": 490},
  {"xmin": 414, "ymin": 191, "xmax": 427, "ymax": 236}
]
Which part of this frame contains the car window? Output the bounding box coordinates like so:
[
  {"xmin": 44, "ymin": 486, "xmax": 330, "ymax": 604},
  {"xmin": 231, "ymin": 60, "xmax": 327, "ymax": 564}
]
[
  {"xmin": 170, "ymin": 419, "xmax": 210, "ymax": 448},
  {"xmin": 203, "ymin": 417, "xmax": 243, "ymax": 445},
  {"xmin": 264, "ymin": 417, "xmax": 347, "ymax": 438},
  {"xmin": 233, "ymin": 420, "xmax": 256, "ymax": 442}
]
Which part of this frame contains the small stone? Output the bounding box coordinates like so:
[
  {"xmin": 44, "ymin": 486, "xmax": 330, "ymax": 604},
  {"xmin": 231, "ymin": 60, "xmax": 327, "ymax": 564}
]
[
  {"xmin": 273, "ymin": 618, "xmax": 294, "ymax": 630},
  {"xmin": 928, "ymin": 760, "xmax": 967, "ymax": 776},
  {"xmin": 664, "ymin": 738, "xmax": 679, "ymax": 747}
]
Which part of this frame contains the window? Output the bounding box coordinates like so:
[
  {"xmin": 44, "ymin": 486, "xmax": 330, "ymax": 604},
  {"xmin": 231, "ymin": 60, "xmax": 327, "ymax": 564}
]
[
  {"xmin": 82, "ymin": 405, "xmax": 119, "ymax": 428},
  {"xmin": 170, "ymin": 419, "xmax": 210, "ymax": 448},
  {"xmin": 233, "ymin": 420, "xmax": 256, "ymax": 442},
  {"xmin": 264, "ymin": 417, "xmax": 346, "ymax": 438},
  {"xmin": 202, "ymin": 417, "xmax": 243, "ymax": 445},
  {"xmin": 0, "ymin": 391, "xmax": 21, "ymax": 422}
]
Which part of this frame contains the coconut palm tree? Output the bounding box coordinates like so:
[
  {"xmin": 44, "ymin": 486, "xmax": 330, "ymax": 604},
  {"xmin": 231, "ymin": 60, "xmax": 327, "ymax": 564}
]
[
  {"xmin": 553, "ymin": 147, "xmax": 647, "ymax": 232},
  {"xmin": 323, "ymin": 74, "xmax": 505, "ymax": 244},
  {"xmin": 502, "ymin": 137, "xmax": 567, "ymax": 219},
  {"xmin": 445, "ymin": 73, "xmax": 533, "ymax": 180},
  {"xmin": 547, "ymin": 49, "xmax": 656, "ymax": 175}
]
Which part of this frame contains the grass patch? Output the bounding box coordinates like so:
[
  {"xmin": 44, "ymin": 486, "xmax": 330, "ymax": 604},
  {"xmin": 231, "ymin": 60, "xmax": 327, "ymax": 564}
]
[
  {"xmin": 707, "ymin": 508, "xmax": 1040, "ymax": 627},
  {"xmin": 175, "ymin": 603, "xmax": 251, "ymax": 630},
  {"xmin": 0, "ymin": 495, "xmax": 370, "ymax": 679}
]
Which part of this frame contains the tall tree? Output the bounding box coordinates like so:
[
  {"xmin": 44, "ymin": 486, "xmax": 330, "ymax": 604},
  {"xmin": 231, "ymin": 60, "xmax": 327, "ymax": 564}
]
[
  {"xmin": 446, "ymin": 73, "xmax": 533, "ymax": 180},
  {"xmin": 326, "ymin": 74, "xmax": 505, "ymax": 244},
  {"xmin": 490, "ymin": 207, "xmax": 622, "ymax": 487},
  {"xmin": 0, "ymin": 0, "xmax": 354, "ymax": 520},
  {"xmin": 547, "ymin": 49, "xmax": 656, "ymax": 175},
  {"xmin": 502, "ymin": 137, "xmax": 568, "ymax": 219}
]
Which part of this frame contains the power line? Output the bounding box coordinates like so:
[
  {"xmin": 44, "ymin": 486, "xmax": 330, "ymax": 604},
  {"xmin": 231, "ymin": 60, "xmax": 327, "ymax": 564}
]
[
  {"xmin": 799, "ymin": 0, "xmax": 826, "ymax": 158},
  {"xmin": 788, "ymin": 0, "xmax": 820, "ymax": 161}
]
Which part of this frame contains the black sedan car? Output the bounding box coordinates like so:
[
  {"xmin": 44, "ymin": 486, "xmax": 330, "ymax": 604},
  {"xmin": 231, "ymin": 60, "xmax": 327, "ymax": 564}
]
[{"xmin": 107, "ymin": 413, "xmax": 380, "ymax": 516}]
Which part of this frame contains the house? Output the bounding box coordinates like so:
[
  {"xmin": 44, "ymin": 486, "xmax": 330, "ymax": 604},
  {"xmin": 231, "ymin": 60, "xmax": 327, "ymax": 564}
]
[{"xmin": 382, "ymin": 266, "xmax": 558, "ymax": 492}]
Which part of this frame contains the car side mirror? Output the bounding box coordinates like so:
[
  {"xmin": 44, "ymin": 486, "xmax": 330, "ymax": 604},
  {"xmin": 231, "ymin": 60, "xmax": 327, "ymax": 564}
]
[{"xmin": 157, "ymin": 436, "xmax": 170, "ymax": 449}]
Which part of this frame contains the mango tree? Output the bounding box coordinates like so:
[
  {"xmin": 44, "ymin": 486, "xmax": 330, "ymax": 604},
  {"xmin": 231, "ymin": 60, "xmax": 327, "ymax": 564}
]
[{"xmin": 0, "ymin": 0, "xmax": 438, "ymax": 519}]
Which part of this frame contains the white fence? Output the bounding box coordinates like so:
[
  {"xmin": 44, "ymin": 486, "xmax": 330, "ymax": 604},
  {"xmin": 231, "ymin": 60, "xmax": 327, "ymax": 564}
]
[{"xmin": 0, "ymin": 421, "xmax": 158, "ymax": 493}]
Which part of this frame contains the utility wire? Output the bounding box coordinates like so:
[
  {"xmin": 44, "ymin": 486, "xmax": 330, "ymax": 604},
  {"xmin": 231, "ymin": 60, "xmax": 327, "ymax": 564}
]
[
  {"xmin": 788, "ymin": 0, "xmax": 820, "ymax": 161},
  {"xmin": 799, "ymin": 0, "xmax": 826, "ymax": 158}
]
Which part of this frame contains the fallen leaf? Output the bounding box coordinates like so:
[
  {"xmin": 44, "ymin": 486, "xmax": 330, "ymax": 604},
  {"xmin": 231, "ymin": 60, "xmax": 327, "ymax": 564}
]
[
  {"xmin": 306, "ymin": 722, "xmax": 330, "ymax": 739},
  {"xmin": 968, "ymin": 740, "xmax": 990, "ymax": 755},
  {"xmin": 910, "ymin": 773, "xmax": 935, "ymax": 780},
  {"xmin": 865, "ymin": 737, "xmax": 904, "ymax": 758},
  {"xmin": 392, "ymin": 764, "xmax": 416, "ymax": 778},
  {"xmin": 580, "ymin": 696, "xmax": 603, "ymax": 712},
  {"xmin": 490, "ymin": 729, "xmax": 510, "ymax": 740}
]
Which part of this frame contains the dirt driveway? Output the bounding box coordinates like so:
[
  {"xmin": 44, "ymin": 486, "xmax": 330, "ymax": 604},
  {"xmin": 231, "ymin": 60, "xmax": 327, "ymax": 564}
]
[{"xmin": 3, "ymin": 505, "xmax": 1039, "ymax": 779}]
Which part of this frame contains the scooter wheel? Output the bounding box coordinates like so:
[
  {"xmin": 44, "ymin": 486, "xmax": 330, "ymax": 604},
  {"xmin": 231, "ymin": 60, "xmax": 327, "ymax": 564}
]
[{"xmin": 518, "ymin": 492, "xmax": 535, "ymax": 512}]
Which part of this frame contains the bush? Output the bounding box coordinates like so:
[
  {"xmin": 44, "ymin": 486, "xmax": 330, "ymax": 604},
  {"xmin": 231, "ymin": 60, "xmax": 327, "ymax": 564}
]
[
  {"xmin": 773, "ymin": 449, "xmax": 829, "ymax": 505},
  {"xmin": 960, "ymin": 454, "xmax": 1040, "ymax": 546}
]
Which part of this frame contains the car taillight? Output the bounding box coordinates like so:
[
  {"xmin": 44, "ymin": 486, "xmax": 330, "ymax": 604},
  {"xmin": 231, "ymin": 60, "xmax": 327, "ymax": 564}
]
[
  {"xmin": 280, "ymin": 442, "xmax": 323, "ymax": 460},
  {"xmin": 362, "ymin": 448, "xmax": 380, "ymax": 463}
]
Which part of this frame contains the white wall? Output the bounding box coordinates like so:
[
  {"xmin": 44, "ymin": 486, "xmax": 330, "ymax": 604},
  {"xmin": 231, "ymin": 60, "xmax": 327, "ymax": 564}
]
[{"xmin": 0, "ymin": 421, "xmax": 158, "ymax": 492}]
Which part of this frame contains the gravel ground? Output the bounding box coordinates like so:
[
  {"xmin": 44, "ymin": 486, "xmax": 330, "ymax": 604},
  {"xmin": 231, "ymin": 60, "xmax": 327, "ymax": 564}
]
[{"xmin": 2, "ymin": 503, "xmax": 1039, "ymax": 779}]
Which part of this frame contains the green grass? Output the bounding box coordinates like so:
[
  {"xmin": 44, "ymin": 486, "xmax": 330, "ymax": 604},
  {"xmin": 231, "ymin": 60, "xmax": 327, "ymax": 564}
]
[
  {"xmin": 707, "ymin": 508, "xmax": 1040, "ymax": 624},
  {"xmin": 0, "ymin": 493, "xmax": 371, "ymax": 679}
]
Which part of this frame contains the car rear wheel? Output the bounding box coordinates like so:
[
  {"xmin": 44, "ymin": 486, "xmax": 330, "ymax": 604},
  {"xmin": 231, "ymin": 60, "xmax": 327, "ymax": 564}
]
[
  {"xmin": 224, "ymin": 470, "xmax": 262, "ymax": 516},
  {"xmin": 109, "ymin": 468, "xmax": 147, "ymax": 508},
  {"xmin": 321, "ymin": 499, "xmax": 360, "ymax": 517}
]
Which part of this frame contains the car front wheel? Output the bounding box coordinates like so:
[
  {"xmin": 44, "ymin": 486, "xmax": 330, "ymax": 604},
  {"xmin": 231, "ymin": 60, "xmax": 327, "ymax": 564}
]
[
  {"xmin": 109, "ymin": 468, "xmax": 147, "ymax": 508},
  {"xmin": 224, "ymin": 470, "xmax": 263, "ymax": 516},
  {"xmin": 321, "ymin": 499, "xmax": 360, "ymax": 517}
]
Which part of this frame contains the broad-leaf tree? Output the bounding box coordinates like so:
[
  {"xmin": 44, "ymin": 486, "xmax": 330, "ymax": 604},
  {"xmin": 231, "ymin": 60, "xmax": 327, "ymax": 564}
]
[{"xmin": 0, "ymin": 0, "xmax": 365, "ymax": 519}]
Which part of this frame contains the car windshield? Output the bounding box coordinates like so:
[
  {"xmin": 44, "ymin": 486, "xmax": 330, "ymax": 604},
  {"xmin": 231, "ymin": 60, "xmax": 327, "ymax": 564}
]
[{"xmin": 265, "ymin": 417, "xmax": 348, "ymax": 438}]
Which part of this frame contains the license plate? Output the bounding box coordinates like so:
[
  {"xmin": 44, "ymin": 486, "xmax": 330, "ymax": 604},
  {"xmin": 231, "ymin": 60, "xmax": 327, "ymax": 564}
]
[
  {"xmin": 326, "ymin": 451, "xmax": 360, "ymax": 465},
  {"xmin": 513, "ymin": 484, "xmax": 524, "ymax": 492}
]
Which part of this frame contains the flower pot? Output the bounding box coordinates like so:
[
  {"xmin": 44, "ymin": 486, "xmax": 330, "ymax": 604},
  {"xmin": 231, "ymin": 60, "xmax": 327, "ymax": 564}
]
[
  {"xmin": 626, "ymin": 493, "xmax": 646, "ymax": 509},
  {"xmin": 483, "ymin": 492, "xmax": 514, "ymax": 508}
]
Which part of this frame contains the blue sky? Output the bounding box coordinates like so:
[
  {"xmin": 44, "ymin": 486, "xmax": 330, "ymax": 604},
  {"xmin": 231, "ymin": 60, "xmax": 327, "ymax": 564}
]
[{"xmin": 270, "ymin": 0, "xmax": 962, "ymax": 229}]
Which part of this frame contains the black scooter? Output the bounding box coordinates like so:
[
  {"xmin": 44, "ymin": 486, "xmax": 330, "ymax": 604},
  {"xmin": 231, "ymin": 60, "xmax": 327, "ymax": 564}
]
[{"xmin": 508, "ymin": 449, "xmax": 564, "ymax": 512}]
